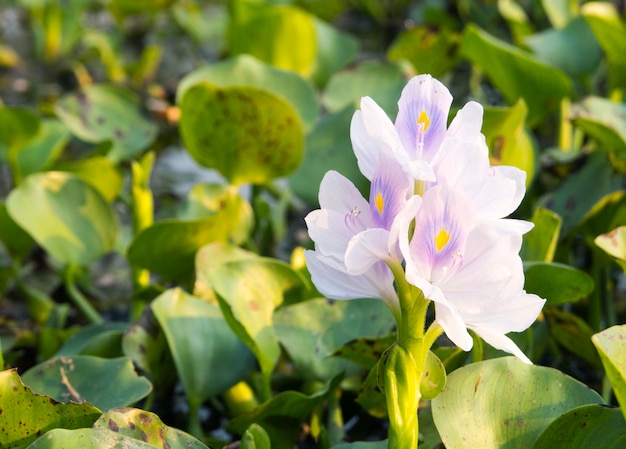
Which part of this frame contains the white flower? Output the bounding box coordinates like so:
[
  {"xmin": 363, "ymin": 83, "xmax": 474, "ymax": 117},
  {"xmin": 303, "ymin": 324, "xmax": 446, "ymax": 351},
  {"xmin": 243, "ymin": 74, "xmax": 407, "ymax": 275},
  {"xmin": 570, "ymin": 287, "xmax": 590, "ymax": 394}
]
[
  {"xmin": 397, "ymin": 185, "xmax": 545, "ymax": 363},
  {"xmin": 304, "ymin": 153, "xmax": 412, "ymax": 312}
]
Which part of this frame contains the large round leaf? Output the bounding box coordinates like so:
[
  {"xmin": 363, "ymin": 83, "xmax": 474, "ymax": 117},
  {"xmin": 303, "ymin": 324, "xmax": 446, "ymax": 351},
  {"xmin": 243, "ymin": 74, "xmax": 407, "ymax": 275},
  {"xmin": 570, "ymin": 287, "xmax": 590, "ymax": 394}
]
[
  {"xmin": 151, "ymin": 288, "xmax": 256, "ymax": 410},
  {"xmin": 432, "ymin": 357, "xmax": 604, "ymax": 449},
  {"xmin": 177, "ymin": 55, "xmax": 318, "ymax": 133},
  {"xmin": 54, "ymin": 84, "xmax": 157, "ymax": 162},
  {"xmin": 0, "ymin": 369, "xmax": 101, "ymax": 449},
  {"xmin": 532, "ymin": 404, "xmax": 626, "ymax": 449},
  {"xmin": 288, "ymin": 106, "xmax": 368, "ymax": 206},
  {"xmin": 274, "ymin": 297, "xmax": 395, "ymax": 381},
  {"xmin": 180, "ymin": 83, "xmax": 304, "ymax": 185},
  {"xmin": 94, "ymin": 408, "xmax": 209, "ymax": 449},
  {"xmin": 26, "ymin": 428, "xmax": 156, "ymax": 449},
  {"xmin": 22, "ymin": 356, "xmax": 152, "ymax": 411},
  {"xmin": 6, "ymin": 171, "xmax": 118, "ymax": 265}
]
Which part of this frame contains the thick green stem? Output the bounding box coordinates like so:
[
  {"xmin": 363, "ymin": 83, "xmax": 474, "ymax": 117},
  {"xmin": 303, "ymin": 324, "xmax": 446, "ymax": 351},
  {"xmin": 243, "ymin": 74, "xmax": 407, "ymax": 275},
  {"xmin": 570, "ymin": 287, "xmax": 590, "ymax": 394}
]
[
  {"xmin": 64, "ymin": 264, "xmax": 103, "ymax": 324},
  {"xmin": 385, "ymin": 260, "xmax": 436, "ymax": 449}
]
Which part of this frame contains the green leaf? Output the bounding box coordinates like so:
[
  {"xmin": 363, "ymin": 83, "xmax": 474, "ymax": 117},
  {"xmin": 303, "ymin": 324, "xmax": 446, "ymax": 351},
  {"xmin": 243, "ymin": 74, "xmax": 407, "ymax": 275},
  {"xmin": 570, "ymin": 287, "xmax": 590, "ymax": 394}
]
[
  {"xmin": 93, "ymin": 408, "xmax": 209, "ymax": 449},
  {"xmin": 582, "ymin": 2, "xmax": 626, "ymax": 89},
  {"xmin": 524, "ymin": 17, "xmax": 601, "ymax": 78},
  {"xmin": 195, "ymin": 243, "xmax": 305, "ymax": 391},
  {"xmin": 460, "ymin": 24, "xmax": 571, "ymax": 127},
  {"xmin": 0, "ymin": 369, "xmax": 101, "ymax": 449},
  {"xmin": 54, "ymin": 322, "xmax": 128, "ymax": 358},
  {"xmin": 180, "ymin": 83, "xmax": 304, "ymax": 185},
  {"xmin": 177, "ymin": 55, "xmax": 318, "ymax": 133},
  {"xmin": 532, "ymin": 404, "xmax": 626, "ymax": 449},
  {"xmin": 544, "ymin": 307, "xmax": 602, "ymax": 368},
  {"xmin": 331, "ymin": 440, "xmax": 387, "ymax": 449},
  {"xmin": 387, "ymin": 26, "xmax": 460, "ymax": 78},
  {"xmin": 241, "ymin": 423, "xmax": 271, "ymax": 449},
  {"xmin": 274, "ymin": 297, "xmax": 395, "ymax": 381},
  {"xmin": 541, "ymin": 0, "xmax": 579, "ymax": 28},
  {"xmin": 322, "ymin": 61, "xmax": 407, "ymax": 116},
  {"xmin": 309, "ymin": 15, "xmax": 357, "ymax": 86},
  {"xmin": 0, "ymin": 107, "xmax": 40, "ymax": 162},
  {"xmin": 355, "ymin": 363, "xmax": 387, "ymax": 418},
  {"xmin": 127, "ymin": 216, "xmax": 241, "ymax": 284},
  {"xmin": 53, "ymin": 156, "xmax": 124, "ymax": 202},
  {"xmin": 520, "ymin": 208, "xmax": 562, "ymax": 262},
  {"xmin": 571, "ymin": 96, "xmax": 626, "ymax": 153},
  {"xmin": 26, "ymin": 428, "xmax": 156, "ymax": 449},
  {"xmin": 592, "ymin": 325, "xmax": 626, "ymax": 421},
  {"xmin": 538, "ymin": 152, "xmax": 624, "ymax": 234},
  {"xmin": 228, "ymin": 4, "xmax": 317, "ymax": 77},
  {"xmin": 432, "ymin": 357, "xmax": 604, "ymax": 449},
  {"xmin": 289, "ymin": 106, "xmax": 368, "ymax": 206},
  {"xmin": 178, "ymin": 183, "xmax": 254, "ymax": 245},
  {"xmin": 0, "ymin": 202, "xmax": 35, "ymax": 260},
  {"xmin": 122, "ymin": 307, "xmax": 177, "ymax": 396},
  {"xmin": 54, "ymin": 84, "xmax": 157, "ymax": 162},
  {"xmin": 151, "ymin": 288, "xmax": 256, "ymax": 409},
  {"xmin": 595, "ymin": 226, "xmax": 626, "ymax": 272},
  {"xmin": 227, "ymin": 375, "xmax": 343, "ymax": 448},
  {"xmin": 420, "ymin": 351, "xmax": 446, "ymax": 401},
  {"xmin": 11, "ymin": 118, "xmax": 69, "ymax": 183},
  {"xmin": 579, "ymin": 190, "xmax": 626, "ymax": 245},
  {"xmin": 6, "ymin": 172, "xmax": 118, "ymax": 265},
  {"xmin": 524, "ymin": 262, "xmax": 594, "ymax": 305},
  {"xmin": 482, "ymin": 99, "xmax": 537, "ymax": 186},
  {"xmin": 22, "ymin": 356, "xmax": 152, "ymax": 411},
  {"xmin": 332, "ymin": 334, "xmax": 397, "ymax": 369}
]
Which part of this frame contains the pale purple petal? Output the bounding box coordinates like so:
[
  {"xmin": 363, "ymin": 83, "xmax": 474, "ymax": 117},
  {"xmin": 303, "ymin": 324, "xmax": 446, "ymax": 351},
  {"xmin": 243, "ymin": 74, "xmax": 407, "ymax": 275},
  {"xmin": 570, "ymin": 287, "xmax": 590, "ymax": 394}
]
[
  {"xmin": 395, "ymin": 75, "xmax": 452, "ymax": 162},
  {"xmin": 369, "ymin": 151, "xmax": 412, "ymax": 230},
  {"xmin": 305, "ymin": 209, "xmax": 355, "ymax": 260},
  {"xmin": 407, "ymin": 186, "xmax": 475, "ymax": 285}
]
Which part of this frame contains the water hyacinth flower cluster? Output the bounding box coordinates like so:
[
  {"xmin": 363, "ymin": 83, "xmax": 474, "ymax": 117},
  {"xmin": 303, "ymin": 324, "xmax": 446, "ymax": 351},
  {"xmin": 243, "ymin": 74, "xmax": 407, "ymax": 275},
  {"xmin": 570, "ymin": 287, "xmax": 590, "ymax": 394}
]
[{"xmin": 305, "ymin": 75, "xmax": 546, "ymax": 448}]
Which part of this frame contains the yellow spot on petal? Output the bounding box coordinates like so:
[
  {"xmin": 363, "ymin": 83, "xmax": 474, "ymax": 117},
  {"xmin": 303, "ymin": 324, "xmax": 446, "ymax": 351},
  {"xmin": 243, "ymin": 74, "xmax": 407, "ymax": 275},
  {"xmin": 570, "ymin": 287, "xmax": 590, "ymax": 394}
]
[
  {"xmin": 435, "ymin": 227, "xmax": 450, "ymax": 251},
  {"xmin": 375, "ymin": 192, "xmax": 384, "ymax": 215},
  {"xmin": 417, "ymin": 110, "xmax": 430, "ymax": 132}
]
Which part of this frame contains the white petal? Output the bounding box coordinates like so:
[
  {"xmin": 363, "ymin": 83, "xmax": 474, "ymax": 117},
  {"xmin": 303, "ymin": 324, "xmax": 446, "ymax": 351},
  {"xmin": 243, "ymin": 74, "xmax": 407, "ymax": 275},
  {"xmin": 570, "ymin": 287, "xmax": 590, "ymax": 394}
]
[
  {"xmin": 434, "ymin": 301, "xmax": 473, "ymax": 351},
  {"xmin": 470, "ymin": 327, "xmax": 533, "ymax": 364},
  {"xmin": 447, "ymin": 101, "xmax": 484, "ymax": 142},
  {"xmin": 350, "ymin": 110, "xmax": 380, "ymax": 181},
  {"xmin": 318, "ymin": 170, "xmax": 370, "ymax": 215},
  {"xmin": 345, "ymin": 228, "xmax": 392, "ymax": 274}
]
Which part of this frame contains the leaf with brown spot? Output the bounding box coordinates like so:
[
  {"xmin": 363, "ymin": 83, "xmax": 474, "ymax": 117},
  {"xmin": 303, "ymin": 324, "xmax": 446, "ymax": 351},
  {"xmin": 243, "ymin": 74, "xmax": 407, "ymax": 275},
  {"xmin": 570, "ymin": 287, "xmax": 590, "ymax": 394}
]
[
  {"xmin": 93, "ymin": 408, "xmax": 209, "ymax": 449},
  {"xmin": 0, "ymin": 369, "xmax": 100, "ymax": 449}
]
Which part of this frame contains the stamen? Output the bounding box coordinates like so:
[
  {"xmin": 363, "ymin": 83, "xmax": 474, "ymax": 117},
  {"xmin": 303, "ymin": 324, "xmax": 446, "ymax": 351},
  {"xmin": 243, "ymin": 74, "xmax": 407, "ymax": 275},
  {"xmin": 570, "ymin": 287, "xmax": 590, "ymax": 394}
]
[
  {"xmin": 416, "ymin": 110, "xmax": 429, "ymax": 159},
  {"xmin": 344, "ymin": 206, "xmax": 361, "ymax": 231}
]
